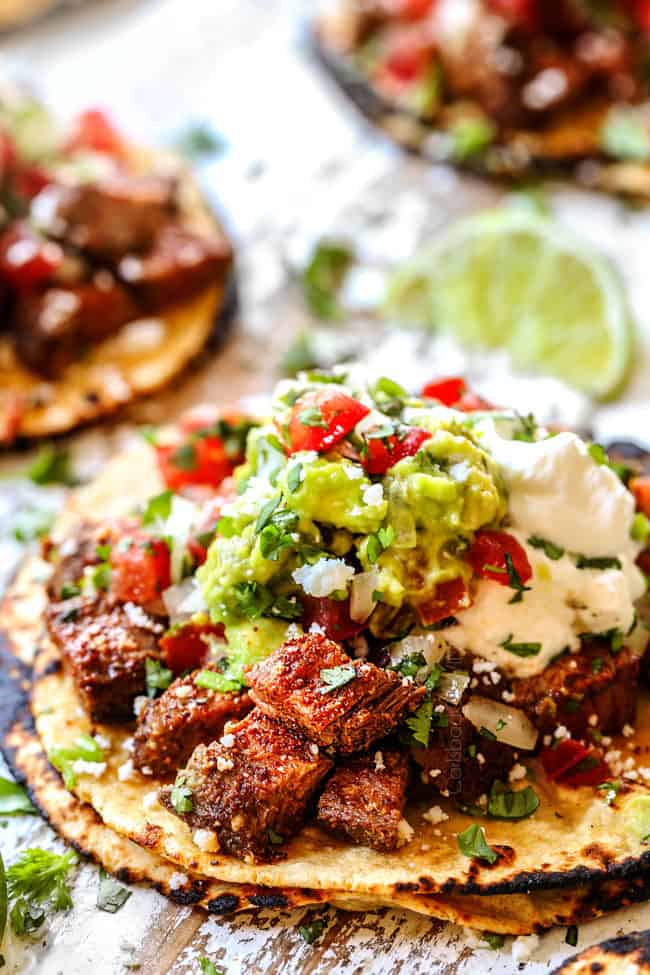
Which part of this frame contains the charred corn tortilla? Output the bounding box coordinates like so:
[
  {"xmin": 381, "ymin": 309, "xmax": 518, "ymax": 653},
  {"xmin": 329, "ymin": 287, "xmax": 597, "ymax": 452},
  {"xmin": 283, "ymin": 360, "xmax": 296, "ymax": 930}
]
[
  {"xmin": 2, "ymin": 641, "xmax": 650, "ymax": 934},
  {"xmin": 552, "ymin": 929, "xmax": 650, "ymax": 974},
  {"xmin": 313, "ymin": 23, "xmax": 650, "ymax": 197},
  {"xmin": 2, "ymin": 444, "xmax": 650, "ymax": 932},
  {"xmin": 0, "ymin": 148, "xmax": 235, "ymax": 443}
]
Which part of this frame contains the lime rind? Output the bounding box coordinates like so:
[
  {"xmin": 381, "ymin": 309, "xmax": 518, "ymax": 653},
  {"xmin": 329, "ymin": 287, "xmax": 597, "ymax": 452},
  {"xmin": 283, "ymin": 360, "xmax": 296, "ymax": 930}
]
[{"xmin": 383, "ymin": 209, "xmax": 635, "ymax": 401}]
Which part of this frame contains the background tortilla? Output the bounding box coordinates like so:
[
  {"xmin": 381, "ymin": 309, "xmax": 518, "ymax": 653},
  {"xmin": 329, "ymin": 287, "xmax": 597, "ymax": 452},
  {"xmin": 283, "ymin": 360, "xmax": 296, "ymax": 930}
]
[
  {"xmin": 312, "ymin": 23, "xmax": 650, "ymax": 197},
  {"xmin": 552, "ymin": 929, "xmax": 650, "ymax": 973},
  {"xmin": 0, "ymin": 147, "xmax": 236, "ymax": 442}
]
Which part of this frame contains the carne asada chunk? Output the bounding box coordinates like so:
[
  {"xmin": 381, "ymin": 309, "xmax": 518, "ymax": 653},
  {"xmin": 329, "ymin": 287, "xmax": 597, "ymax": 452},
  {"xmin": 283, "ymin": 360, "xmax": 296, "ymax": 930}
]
[
  {"xmin": 133, "ymin": 670, "xmax": 252, "ymax": 777},
  {"xmin": 510, "ymin": 643, "xmax": 639, "ymax": 737},
  {"xmin": 48, "ymin": 173, "xmax": 176, "ymax": 259},
  {"xmin": 317, "ymin": 747, "xmax": 409, "ymax": 852},
  {"xmin": 47, "ymin": 594, "xmax": 161, "ymax": 723},
  {"xmin": 411, "ymin": 703, "xmax": 519, "ymax": 804},
  {"xmin": 45, "ymin": 519, "xmax": 113, "ymax": 600},
  {"xmin": 247, "ymin": 633, "xmax": 425, "ymax": 755},
  {"xmin": 12, "ymin": 275, "xmax": 138, "ymax": 376},
  {"xmin": 161, "ymin": 709, "xmax": 332, "ymax": 862},
  {"xmin": 118, "ymin": 224, "xmax": 232, "ymax": 308}
]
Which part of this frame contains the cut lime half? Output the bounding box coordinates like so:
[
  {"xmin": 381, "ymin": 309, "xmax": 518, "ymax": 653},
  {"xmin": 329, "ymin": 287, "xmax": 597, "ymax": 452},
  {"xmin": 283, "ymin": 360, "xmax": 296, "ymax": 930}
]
[{"xmin": 384, "ymin": 209, "xmax": 635, "ymax": 401}]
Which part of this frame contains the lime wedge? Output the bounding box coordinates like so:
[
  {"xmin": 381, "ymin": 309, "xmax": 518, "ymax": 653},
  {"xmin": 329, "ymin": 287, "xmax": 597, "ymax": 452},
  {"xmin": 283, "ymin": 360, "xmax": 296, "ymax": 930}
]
[{"xmin": 384, "ymin": 209, "xmax": 635, "ymax": 401}]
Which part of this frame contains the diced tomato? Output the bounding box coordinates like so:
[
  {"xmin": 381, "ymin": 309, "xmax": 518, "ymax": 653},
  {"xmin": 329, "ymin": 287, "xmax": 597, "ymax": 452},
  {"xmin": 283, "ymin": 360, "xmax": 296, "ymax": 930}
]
[
  {"xmin": 66, "ymin": 109, "xmax": 125, "ymax": 157},
  {"xmin": 455, "ymin": 391, "xmax": 495, "ymax": 412},
  {"xmin": 540, "ymin": 739, "xmax": 610, "ymax": 788},
  {"xmin": 386, "ymin": 0, "xmax": 436, "ymax": 19},
  {"xmin": 382, "ymin": 34, "xmax": 429, "ymax": 82},
  {"xmin": 14, "ymin": 164, "xmax": 52, "ymax": 200},
  {"xmin": 301, "ymin": 595, "xmax": 365, "ymax": 643},
  {"xmin": 0, "ymin": 391, "xmax": 25, "ymax": 446},
  {"xmin": 0, "ymin": 130, "xmax": 16, "ymax": 180},
  {"xmin": 160, "ymin": 621, "xmax": 225, "ymax": 674},
  {"xmin": 467, "ymin": 530, "xmax": 532, "ymax": 587},
  {"xmin": 416, "ymin": 577, "xmax": 472, "ymax": 626},
  {"xmin": 0, "ymin": 222, "xmax": 63, "ymax": 291},
  {"xmin": 630, "ymin": 476, "xmax": 650, "ymax": 518},
  {"xmin": 111, "ymin": 533, "xmax": 171, "ymax": 607},
  {"xmin": 421, "ymin": 377, "xmax": 466, "ymax": 406},
  {"xmin": 486, "ymin": 0, "xmax": 541, "ymax": 29},
  {"xmin": 288, "ymin": 390, "xmax": 370, "ymax": 455},
  {"xmin": 156, "ymin": 436, "xmax": 235, "ymax": 491},
  {"xmin": 362, "ymin": 426, "xmax": 431, "ymax": 476}
]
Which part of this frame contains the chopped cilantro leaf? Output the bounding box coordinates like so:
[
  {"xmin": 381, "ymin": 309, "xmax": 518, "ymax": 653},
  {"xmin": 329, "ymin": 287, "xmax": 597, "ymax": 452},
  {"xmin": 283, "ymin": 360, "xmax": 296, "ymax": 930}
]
[
  {"xmin": 268, "ymin": 829, "xmax": 284, "ymax": 846},
  {"xmin": 565, "ymin": 925, "xmax": 579, "ymax": 947},
  {"xmin": 424, "ymin": 664, "xmax": 442, "ymax": 692},
  {"xmin": 48, "ymin": 735, "xmax": 105, "ymax": 790},
  {"xmin": 482, "ymin": 932, "xmax": 505, "ymax": 950},
  {"xmin": 505, "ymin": 553, "xmax": 531, "ymax": 604},
  {"xmin": 145, "ymin": 657, "xmax": 173, "ymax": 699},
  {"xmin": 199, "ymin": 960, "xmax": 223, "ymax": 975},
  {"xmin": 499, "ymin": 634, "xmax": 542, "ymax": 657},
  {"xmin": 632, "ymin": 513, "xmax": 650, "ymax": 544},
  {"xmin": 97, "ymin": 868, "xmax": 131, "ymax": 913},
  {"xmin": 7, "ymin": 848, "xmax": 77, "ymax": 935},
  {"xmin": 457, "ymin": 824, "xmax": 498, "ymax": 864},
  {"xmin": 597, "ymin": 780, "xmax": 621, "ymax": 805},
  {"xmin": 298, "ymin": 919, "xmax": 327, "ymax": 944},
  {"xmin": 13, "ymin": 507, "xmax": 55, "ymax": 543},
  {"xmin": 142, "ymin": 490, "xmax": 173, "ymax": 526},
  {"xmin": 0, "ymin": 778, "xmax": 36, "ymax": 817},
  {"xmin": 591, "ymin": 656, "xmax": 604, "ymax": 674},
  {"xmin": 174, "ymin": 122, "xmax": 224, "ymax": 160},
  {"xmin": 299, "ymin": 406, "xmax": 328, "ymax": 428},
  {"xmin": 301, "ymin": 239, "xmax": 355, "ymax": 320},
  {"xmin": 60, "ymin": 582, "xmax": 81, "ymax": 600},
  {"xmin": 407, "ymin": 700, "xmax": 441, "ymax": 747},
  {"xmin": 512, "ymin": 413, "xmax": 537, "ymax": 443},
  {"xmin": 528, "ymin": 536, "xmax": 565, "ymax": 561},
  {"xmin": 390, "ymin": 653, "xmax": 426, "ymax": 679},
  {"xmin": 575, "ymin": 555, "xmax": 622, "ymax": 571},
  {"xmin": 487, "ymin": 781, "xmax": 539, "ymax": 820},
  {"xmin": 171, "ymin": 774, "xmax": 193, "ymax": 815},
  {"xmin": 287, "ymin": 464, "xmax": 303, "ymax": 494},
  {"xmin": 195, "ymin": 668, "xmax": 243, "ymax": 694},
  {"xmin": 170, "ymin": 443, "xmax": 197, "ymax": 471},
  {"xmin": 318, "ymin": 664, "xmax": 355, "ymax": 694},
  {"xmin": 255, "ymin": 495, "xmax": 282, "ymax": 533},
  {"xmin": 28, "ymin": 444, "xmax": 75, "ymax": 486}
]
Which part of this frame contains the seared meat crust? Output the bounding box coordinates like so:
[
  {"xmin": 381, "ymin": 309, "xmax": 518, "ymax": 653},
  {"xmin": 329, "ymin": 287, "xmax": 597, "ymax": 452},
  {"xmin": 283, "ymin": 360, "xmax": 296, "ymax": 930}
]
[
  {"xmin": 246, "ymin": 633, "xmax": 425, "ymax": 755},
  {"xmin": 118, "ymin": 225, "xmax": 232, "ymax": 308},
  {"xmin": 511, "ymin": 643, "xmax": 639, "ymax": 737},
  {"xmin": 317, "ymin": 747, "xmax": 409, "ymax": 851},
  {"xmin": 45, "ymin": 519, "xmax": 112, "ymax": 600},
  {"xmin": 51, "ymin": 174, "xmax": 175, "ymax": 259},
  {"xmin": 411, "ymin": 702, "xmax": 519, "ymax": 804},
  {"xmin": 133, "ymin": 671, "xmax": 252, "ymax": 777},
  {"xmin": 47, "ymin": 595, "xmax": 161, "ymax": 722},
  {"xmin": 161, "ymin": 709, "xmax": 333, "ymax": 862}
]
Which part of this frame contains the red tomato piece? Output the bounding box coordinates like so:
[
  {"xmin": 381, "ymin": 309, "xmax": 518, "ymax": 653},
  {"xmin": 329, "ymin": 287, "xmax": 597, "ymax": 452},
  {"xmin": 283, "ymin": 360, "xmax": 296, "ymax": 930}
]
[
  {"xmin": 467, "ymin": 531, "xmax": 532, "ymax": 587},
  {"xmin": 0, "ymin": 222, "xmax": 63, "ymax": 291},
  {"xmin": 416, "ymin": 577, "xmax": 472, "ymax": 626},
  {"xmin": 455, "ymin": 391, "xmax": 495, "ymax": 412},
  {"xmin": 14, "ymin": 164, "xmax": 52, "ymax": 200},
  {"xmin": 636, "ymin": 1, "xmax": 650, "ymax": 31},
  {"xmin": 288, "ymin": 390, "xmax": 370, "ymax": 454},
  {"xmin": 421, "ymin": 377, "xmax": 466, "ymax": 406},
  {"xmin": 66, "ymin": 109, "xmax": 125, "ymax": 156},
  {"xmin": 0, "ymin": 130, "xmax": 16, "ymax": 180},
  {"xmin": 540, "ymin": 739, "xmax": 610, "ymax": 788},
  {"xmin": 111, "ymin": 534, "xmax": 171, "ymax": 607},
  {"xmin": 630, "ymin": 476, "xmax": 650, "ymax": 518},
  {"xmin": 160, "ymin": 621, "xmax": 225, "ymax": 674},
  {"xmin": 486, "ymin": 0, "xmax": 540, "ymax": 29},
  {"xmin": 363, "ymin": 426, "xmax": 431, "ymax": 475},
  {"xmin": 382, "ymin": 35, "xmax": 429, "ymax": 82},
  {"xmin": 301, "ymin": 595, "xmax": 365, "ymax": 643},
  {"xmin": 155, "ymin": 436, "xmax": 234, "ymax": 491}
]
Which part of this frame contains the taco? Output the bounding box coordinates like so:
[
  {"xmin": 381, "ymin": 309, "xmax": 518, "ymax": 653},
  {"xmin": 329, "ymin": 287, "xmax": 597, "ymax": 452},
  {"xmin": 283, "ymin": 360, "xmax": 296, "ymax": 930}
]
[
  {"xmin": 553, "ymin": 928, "xmax": 650, "ymax": 973},
  {"xmin": 0, "ymin": 88, "xmax": 234, "ymax": 444},
  {"xmin": 1, "ymin": 371, "xmax": 650, "ymax": 933},
  {"xmin": 314, "ymin": 0, "xmax": 650, "ymax": 194}
]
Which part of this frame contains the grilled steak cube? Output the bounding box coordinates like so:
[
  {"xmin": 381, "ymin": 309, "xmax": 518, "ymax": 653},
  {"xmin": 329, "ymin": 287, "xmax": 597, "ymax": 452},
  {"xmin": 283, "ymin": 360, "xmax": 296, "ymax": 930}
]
[
  {"xmin": 118, "ymin": 225, "xmax": 232, "ymax": 308},
  {"xmin": 49, "ymin": 174, "xmax": 175, "ymax": 259},
  {"xmin": 45, "ymin": 519, "xmax": 113, "ymax": 600},
  {"xmin": 161, "ymin": 709, "xmax": 332, "ymax": 862},
  {"xmin": 133, "ymin": 670, "xmax": 252, "ymax": 777},
  {"xmin": 246, "ymin": 633, "xmax": 425, "ymax": 755},
  {"xmin": 12, "ymin": 276, "xmax": 138, "ymax": 376},
  {"xmin": 411, "ymin": 703, "xmax": 518, "ymax": 804},
  {"xmin": 511, "ymin": 643, "xmax": 639, "ymax": 737},
  {"xmin": 47, "ymin": 595, "xmax": 161, "ymax": 723},
  {"xmin": 317, "ymin": 747, "xmax": 409, "ymax": 852}
]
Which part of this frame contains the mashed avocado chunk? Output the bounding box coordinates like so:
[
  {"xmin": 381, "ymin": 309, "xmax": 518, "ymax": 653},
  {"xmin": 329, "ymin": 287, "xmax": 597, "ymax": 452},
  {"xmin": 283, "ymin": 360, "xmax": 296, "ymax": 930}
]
[{"xmin": 198, "ymin": 373, "xmax": 507, "ymax": 664}]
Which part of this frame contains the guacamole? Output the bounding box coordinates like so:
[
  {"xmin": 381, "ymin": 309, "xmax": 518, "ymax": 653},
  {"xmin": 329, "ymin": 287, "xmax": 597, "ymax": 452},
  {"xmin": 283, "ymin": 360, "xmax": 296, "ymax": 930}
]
[{"xmin": 198, "ymin": 373, "xmax": 507, "ymax": 650}]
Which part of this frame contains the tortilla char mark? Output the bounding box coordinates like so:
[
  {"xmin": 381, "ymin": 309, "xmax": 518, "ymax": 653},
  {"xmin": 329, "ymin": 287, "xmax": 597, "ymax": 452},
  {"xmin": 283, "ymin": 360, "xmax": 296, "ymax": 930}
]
[
  {"xmin": 132, "ymin": 668, "xmax": 252, "ymax": 778},
  {"xmin": 160, "ymin": 709, "xmax": 333, "ymax": 863},
  {"xmin": 246, "ymin": 632, "xmax": 425, "ymax": 755},
  {"xmin": 316, "ymin": 747, "xmax": 409, "ymax": 852},
  {"xmin": 551, "ymin": 928, "xmax": 650, "ymax": 973}
]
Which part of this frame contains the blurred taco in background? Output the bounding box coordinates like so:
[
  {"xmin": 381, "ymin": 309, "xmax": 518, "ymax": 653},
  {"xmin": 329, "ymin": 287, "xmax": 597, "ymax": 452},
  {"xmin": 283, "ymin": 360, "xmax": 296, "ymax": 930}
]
[
  {"xmin": 315, "ymin": 0, "xmax": 650, "ymax": 194},
  {"xmin": 0, "ymin": 85, "xmax": 234, "ymax": 444}
]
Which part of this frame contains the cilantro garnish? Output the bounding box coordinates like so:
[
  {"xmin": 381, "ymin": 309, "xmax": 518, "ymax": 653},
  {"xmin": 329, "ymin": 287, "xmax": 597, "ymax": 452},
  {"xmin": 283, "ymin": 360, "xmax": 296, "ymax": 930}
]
[
  {"xmin": 597, "ymin": 781, "xmax": 621, "ymax": 805},
  {"xmin": 575, "ymin": 555, "xmax": 622, "ymax": 571},
  {"xmin": 499, "ymin": 634, "xmax": 542, "ymax": 657},
  {"xmin": 504, "ymin": 553, "xmax": 531, "ymax": 604},
  {"xmin": 48, "ymin": 735, "xmax": 105, "ymax": 790},
  {"xmin": 13, "ymin": 506, "xmax": 55, "ymax": 543},
  {"xmin": 97, "ymin": 868, "xmax": 131, "ymax": 913},
  {"xmin": 391, "ymin": 653, "xmax": 426, "ymax": 679},
  {"xmin": 142, "ymin": 490, "xmax": 173, "ymax": 526},
  {"xmin": 457, "ymin": 824, "xmax": 498, "ymax": 864},
  {"xmin": 174, "ymin": 122, "xmax": 223, "ymax": 160},
  {"xmin": 487, "ymin": 782, "xmax": 539, "ymax": 820},
  {"xmin": 199, "ymin": 959, "xmax": 223, "ymax": 975},
  {"xmin": 318, "ymin": 664, "xmax": 356, "ymax": 694},
  {"xmin": 195, "ymin": 668, "xmax": 243, "ymax": 694},
  {"xmin": 371, "ymin": 377, "xmax": 408, "ymax": 415},
  {"xmin": 171, "ymin": 774, "xmax": 193, "ymax": 815},
  {"xmin": 145, "ymin": 658, "xmax": 173, "ymax": 699},
  {"xmin": 298, "ymin": 919, "xmax": 327, "ymax": 944},
  {"xmin": 512, "ymin": 413, "xmax": 537, "ymax": 443},
  {"xmin": 366, "ymin": 524, "xmax": 395, "ymax": 564},
  {"xmin": 482, "ymin": 932, "xmax": 505, "ymax": 950},
  {"xmin": 170, "ymin": 443, "xmax": 197, "ymax": 471},
  {"xmin": 479, "ymin": 726, "xmax": 496, "ymax": 741},
  {"xmin": 7, "ymin": 848, "xmax": 78, "ymax": 935},
  {"xmin": 528, "ymin": 536, "xmax": 565, "ymax": 561},
  {"xmin": 28, "ymin": 444, "xmax": 75, "ymax": 486},
  {"xmin": 0, "ymin": 778, "xmax": 36, "ymax": 816},
  {"xmin": 424, "ymin": 664, "xmax": 443, "ymax": 692},
  {"xmin": 60, "ymin": 582, "xmax": 81, "ymax": 600},
  {"xmin": 301, "ymin": 239, "xmax": 355, "ymax": 320},
  {"xmin": 299, "ymin": 406, "xmax": 328, "ymax": 428},
  {"xmin": 565, "ymin": 925, "xmax": 579, "ymax": 948},
  {"xmin": 90, "ymin": 562, "xmax": 111, "ymax": 592},
  {"xmin": 632, "ymin": 513, "xmax": 650, "ymax": 544},
  {"xmin": 287, "ymin": 464, "xmax": 303, "ymax": 494},
  {"xmin": 268, "ymin": 829, "xmax": 284, "ymax": 846},
  {"xmin": 406, "ymin": 699, "xmax": 448, "ymax": 747},
  {"xmin": 255, "ymin": 495, "xmax": 282, "ymax": 533}
]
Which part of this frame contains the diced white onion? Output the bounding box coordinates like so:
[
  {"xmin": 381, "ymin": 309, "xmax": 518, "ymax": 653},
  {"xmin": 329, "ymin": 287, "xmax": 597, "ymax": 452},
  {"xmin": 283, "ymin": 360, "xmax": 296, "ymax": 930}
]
[
  {"xmin": 349, "ymin": 571, "xmax": 379, "ymax": 623},
  {"xmin": 437, "ymin": 671, "xmax": 470, "ymax": 706},
  {"xmin": 389, "ymin": 632, "xmax": 447, "ymax": 672},
  {"xmin": 462, "ymin": 696, "xmax": 538, "ymax": 751},
  {"xmin": 162, "ymin": 578, "xmax": 207, "ymax": 625}
]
